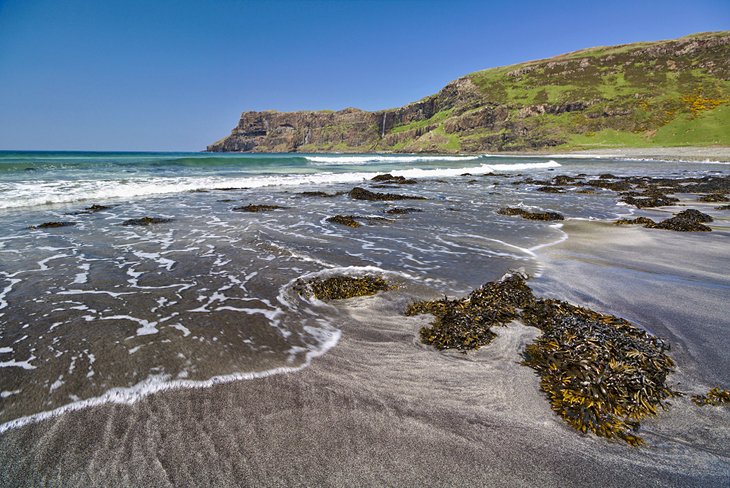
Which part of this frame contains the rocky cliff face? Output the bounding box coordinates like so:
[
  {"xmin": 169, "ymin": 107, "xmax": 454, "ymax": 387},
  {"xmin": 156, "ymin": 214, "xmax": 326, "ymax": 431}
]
[{"xmin": 208, "ymin": 31, "xmax": 730, "ymax": 153}]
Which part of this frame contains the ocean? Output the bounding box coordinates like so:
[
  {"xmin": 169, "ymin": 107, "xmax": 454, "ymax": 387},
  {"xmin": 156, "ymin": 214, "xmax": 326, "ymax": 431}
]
[{"xmin": 0, "ymin": 150, "xmax": 728, "ymax": 432}]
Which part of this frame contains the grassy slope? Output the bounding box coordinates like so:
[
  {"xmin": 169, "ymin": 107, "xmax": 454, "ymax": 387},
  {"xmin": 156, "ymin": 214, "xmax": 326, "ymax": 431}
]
[{"xmin": 380, "ymin": 31, "xmax": 730, "ymax": 153}]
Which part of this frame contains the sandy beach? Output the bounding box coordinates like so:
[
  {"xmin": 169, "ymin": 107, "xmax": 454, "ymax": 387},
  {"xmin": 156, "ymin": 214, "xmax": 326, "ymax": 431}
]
[{"xmin": 2, "ymin": 209, "xmax": 728, "ymax": 487}]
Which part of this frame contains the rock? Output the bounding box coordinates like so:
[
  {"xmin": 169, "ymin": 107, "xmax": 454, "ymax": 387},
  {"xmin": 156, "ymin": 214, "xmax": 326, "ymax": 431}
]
[
  {"xmin": 233, "ymin": 204, "xmax": 287, "ymax": 212},
  {"xmin": 371, "ymin": 174, "xmax": 417, "ymax": 184},
  {"xmin": 498, "ymin": 207, "xmax": 564, "ymax": 221},
  {"xmin": 698, "ymin": 193, "xmax": 729, "ymax": 202},
  {"xmin": 121, "ymin": 217, "xmax": 173, "ymax": 226},
  {"xmin": 326, "ymin": 215, "xmax": 361, "ymax": 228},
  {"xmin": 349, "ymin": 187, "xmax": 427, "ymax": 201},
  {"xmin": 31, "ymin": 221, "xmax": 76, "ymax": 229},
  {"xmin": 385, "ymin": 207, "xmax": 422, "ymax": 215}
]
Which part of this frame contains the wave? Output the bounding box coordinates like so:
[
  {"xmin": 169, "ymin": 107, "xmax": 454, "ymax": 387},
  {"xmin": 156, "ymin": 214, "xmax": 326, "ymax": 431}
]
[
  {"xmin": 304, "ymin": 154, "xmax": 484, "ymax": 164},
  {"xmin": 0, "ymin": 161, "xmax": 560, "ymax": 210}
]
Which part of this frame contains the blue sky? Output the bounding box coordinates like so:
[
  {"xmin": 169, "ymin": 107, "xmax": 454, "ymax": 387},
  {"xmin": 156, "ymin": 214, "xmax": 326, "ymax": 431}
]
[{"xmin": 0, "ymin": 0, "xmax": 728, "ymax": 151}]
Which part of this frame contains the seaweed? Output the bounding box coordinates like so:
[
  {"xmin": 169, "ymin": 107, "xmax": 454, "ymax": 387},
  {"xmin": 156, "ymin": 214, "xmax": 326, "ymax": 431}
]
[
  {"xmin": 614, "ymin": 217, "xmax": 657, "ymax": 226},
  {"xmin": 349, "ymin": 187, "xmax": 427, "ymax": 201},
  {"xmin": 614, "ymin": 210, "xmax": 712, "ymax": 232},
  {"xmin": 385, "ymin": 207, "xmax": 422, "ymax": 215},
  {"xmin": 233, "ymin": 204, "xmax": 287, "ymax": 212},
  {"xmin": 409, "ymin": 275, "xmax": 677, "ymax": 445},
  {"xmin": 620, "ymin": 193, "xmax": 679, "ymax": 208},
  {"xmin": 498, "ymin": 207, "xmax": 564, "ymax": 221},
  {"xmin": 406, "ymin": 274, "xmax": 535, "ymax": 352},
  {"xmin": 521, "ymin": 299, "xmax": 675, "ymax": 446},
  {"xmin": 30, "ymin": 221, "xmax": 76, "ymax": 229},
  {"xmin": 121, "ymin": 217, "xmax": 173, "ymax": 226},
  {"xmin": 691, "ymin": 387, "xmax": 730, "ymax": 406},
  {"xmin": 326, "ymin": 215, "xmax": 361, "ymax": 228},
  {"xmin": 716, "ymin": 205, "xmax": 730, "ymax": 210},
  {"xmin": 697, "ymin": 193, "xmax": 729, "ymax": 203},
  {"xmin": 299, "ymin": 191, "xmax": 343, "ymax": 197},
  {"xmin": 536, "ymin": 186, "xmax": 565, "ymax": 193},
  {"xmin": 293, "ymin": 275, "xmax": 391, "ymax": 300},
  {"xmin": 371, "ymin": 174, "xmax": 417, "ymax": 184}
]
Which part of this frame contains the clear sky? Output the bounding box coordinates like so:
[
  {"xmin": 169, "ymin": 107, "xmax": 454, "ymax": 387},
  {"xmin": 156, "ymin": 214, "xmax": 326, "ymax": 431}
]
[{"xmin": 0, "ymin": 0, "xmax": 728, "ymax": 151}]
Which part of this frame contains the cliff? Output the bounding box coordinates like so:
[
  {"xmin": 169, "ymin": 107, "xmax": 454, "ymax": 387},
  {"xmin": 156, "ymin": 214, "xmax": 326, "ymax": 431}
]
[{"xmin": 208, "ymin": 31, "xmax": 730, "ymax": 153}]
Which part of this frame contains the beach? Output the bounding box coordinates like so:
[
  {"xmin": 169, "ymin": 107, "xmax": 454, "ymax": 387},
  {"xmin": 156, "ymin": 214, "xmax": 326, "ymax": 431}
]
[{"xmin": 0, "ymin": 151, "xmax": 729, "ymax": 486}]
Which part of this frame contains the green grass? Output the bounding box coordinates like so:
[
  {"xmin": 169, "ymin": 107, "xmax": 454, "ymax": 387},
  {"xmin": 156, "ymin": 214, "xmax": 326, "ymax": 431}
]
[{"xmin": 390, "ymin": 109, "xmax": 453, "ymax": 134}]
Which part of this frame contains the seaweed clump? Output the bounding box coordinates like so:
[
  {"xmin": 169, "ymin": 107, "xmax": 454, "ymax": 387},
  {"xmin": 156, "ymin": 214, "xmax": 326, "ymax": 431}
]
[
  {"xmin": 121, "ymin": 217, "xmax": 173, "ymax": 226},
  {"xmin": 349, "ymin": 187, "xmax": 426, "ymax": 201},
  {"xmin": 536, "ymin": 186, "xmax": 565, "ymax": 193},
  {"xmin": 716, "ymin": 205, "xmax": 730, "ymax": 210},
  {"xmin": 406, "ymin": 274, "xmax": 535, "ymax": 352},
  {"xmin": 614, "ymin": 209, "xmax": 712, "ymax": 232},
  {"xmin": 30, "ymin": 221, "xmax": 76, "ymax": 229},
  {"xmin": 409, "ymin": 275, "xmax": 677, "ymax": 445},
  {"xmin": 326, "ymin": 215, "xmax": 361, "ymax": 228},
  {"xmin": 293, "ymin": 275, "xmax": 391, "ymax": 300},
  {"xmin": 371, "ymin": 174, "xmax": 417, "ymax": 184},
  {"xmin": 385, "ymin": 207, "xmax": 422, "ymax": 215},
  {"xmin": 691, "ymin": 387, "xmax": 730, "ymax": 406},
  {"xmin": 521, "ymin": 299, "xmax": 675, "ymax": 446},
  {"xmin": 498, "ymin": 207, "xmax": 564, "ymax": 221},
  {"xmin": 233, "ymin": 204, "xmax": 287, "ymax": 212},
  {"xmin": 697, "ymin": 193, "xmax": 729, "ymax": 203}
]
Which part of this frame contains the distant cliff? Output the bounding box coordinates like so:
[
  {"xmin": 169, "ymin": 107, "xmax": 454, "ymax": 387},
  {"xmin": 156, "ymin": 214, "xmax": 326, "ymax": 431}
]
[{"xmin": 208, "ymin": 31, "xmax": 730, "ymax": 153}]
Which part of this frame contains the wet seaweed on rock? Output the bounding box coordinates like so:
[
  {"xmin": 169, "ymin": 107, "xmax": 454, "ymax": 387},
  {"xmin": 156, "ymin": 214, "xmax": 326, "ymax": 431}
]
[
  {"xmin": 349, "ymin": 187, "xmax": 427, "ymax": 201},
  {"xmin": 614, "ymin": 209, "xmax": 712, "ymax": 232},
  {"xmin": 326, "ymin": 215, "xmax": 361, "ymax": 228},
  {"xmin": 691, "ymin": 387, "xmax": 730, "ymax": 406},
  {"xmin": 409, "ymin": 275, "xmax": 677, "ymax": 445},
  {"xmin": 298, "ymin": 191, "xmax": 343, "ymax": 198},
  {"xmin": 536, "ymin": 186, "xmax": 565, "ymax": 193},
  {"xmin": 293, "ymin": 275, "xmax": 391, "ymax": 300},
  {"xmin": 520, "ymin": 299, "xmax": 676, "ymax": 446},
  {"xmin": 715, "ymin": 204, "xmax": 730, "ymax": 210},
  {"xmin": 121, "ymin": 217, "xmax": 173, "ymax": 226},
  {"xmin": 385, "ymin": 207, "xmax": 423, "ymax": 215},
  {"xmin": 406, "ymin": 274, "xmax": 535, "ymax": 352},
  {"xmin": 30, "ymin": 221, "xmax": 76, "ymax": 229},
  {"xmin": 233, "ymin": 204, "xmax": 287, "ymax": 212},
  {"xmin": 371, "ymin": 174, "xmax": 417, "ymax": 184},
  {"xmin": 498, "ymin": 207, "xmax": 564, "ymax": 221},
  {"xmin": 697, "ymin": 193, "xmax": 729, "ymax": 203}
]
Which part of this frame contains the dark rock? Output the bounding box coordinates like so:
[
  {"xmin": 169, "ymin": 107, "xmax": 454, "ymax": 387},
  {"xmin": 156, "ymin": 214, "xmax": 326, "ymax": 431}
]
[
  {"xmin": 121, "ymin": 217, "xmax": 173, "ymax": 226},
  {"xmin": 674, "ymin": 209, "xmax": 713, "ymax": 223},
  {"xmin": 698, "ymin": 193, "xmax": 729, "ymax": 203},
  {"xmin": 536, "ymin": 186, "xmax": 564, "ymax": 193},
  {"xmin": 31, "ymin": 221, "xmax": 76, "ymax": 229},
  {"xmin": 498, "ymin": 207, "xmax": 564, "ymax": 221},
  {"xmin": 385, "ymin": 207, "xmax": 423, "ymax": 215},
  {"xmin": 349, "ymin": 187, "xmax": 427, "ymax": 201},
  {"xmin": 233, "ymin": 204, "xmax": 287, "ymax": 212},
  {"xmin": 614, "ymin": 217, "xmax": 657, "ymax": 226},
  {"xmin": 371, "ymin": 174, "xmax": 417, "ymax": 184},
  {"xmin": 326, "ymin": 215, "xmax": 361, "ymax": 228}
]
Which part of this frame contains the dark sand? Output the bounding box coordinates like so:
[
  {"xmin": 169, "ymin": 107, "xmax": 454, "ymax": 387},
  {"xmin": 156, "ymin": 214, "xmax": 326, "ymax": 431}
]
[{"xmin": 1, "ymin": 219, "xmax": 729, "ymax": 486}]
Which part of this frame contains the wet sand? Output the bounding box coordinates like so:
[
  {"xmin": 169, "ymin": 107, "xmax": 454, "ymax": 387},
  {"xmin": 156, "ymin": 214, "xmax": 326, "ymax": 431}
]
[{"xmin": 1, "ymin": 218, "xmax": 729, "ymax": 486}]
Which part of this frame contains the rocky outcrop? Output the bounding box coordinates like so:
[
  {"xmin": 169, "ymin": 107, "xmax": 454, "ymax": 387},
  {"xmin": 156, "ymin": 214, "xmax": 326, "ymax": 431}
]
[{"xmin": 208, "ymin": 31, "xmax": 730, "ymax": 153}]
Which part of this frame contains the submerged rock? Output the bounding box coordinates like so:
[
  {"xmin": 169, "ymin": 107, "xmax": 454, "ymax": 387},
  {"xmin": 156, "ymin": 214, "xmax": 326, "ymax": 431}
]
[
  {"xmin": 349, "ymin": 187, "xmax": 427, "ymax": 201},
  {"xmin": 385, "ymin": 207, "xmax": 423, "ymax": 215},
  {"xmin": 536, "ymin": 186, "xmax": 564, "ymax": 193},
  {"xmin": 31, "ymin": 221, "xmax": 76, "ymax": 229},
  {"xmin": 326, "ymin": 215, "xmax": 361, "ymax": 228},
  {"xmin": 691, "ymin": 387, "xmax": 730, "ymax": 406},
  {"xmin": 697, "ymin": 193, "xmax": 729, "ymax": 203},
  {"xmin": 299, "ymin": 191, "xmax": 343, "ymax": 197},
  {"xmin": 121, "ymin": 217, "xmax": 173, "ymax": 226},
  {"xmin": 498, "ymin": 207, "xmax": 564, "ymax": 221},
  {"xmin": 614, "ymin": 217, "xmax": 657, "ymax": 226},
  {"xmin": 293, "ymin": 275, "xmax": 391, "ymax": 300},
  {"xmin": 716, "ymin": 204, "xmax": 730, "ymax": 210},
  {"xmin": 84, "ymin": 204, "xmax": 112, "ymax": 213},
  {"xmin": 620, "ymin": 193, "xmax": 678, "ymax": 208},
  {"xmin": 233, "ymin": 204, "xmax": 287, "ymax": 212}
]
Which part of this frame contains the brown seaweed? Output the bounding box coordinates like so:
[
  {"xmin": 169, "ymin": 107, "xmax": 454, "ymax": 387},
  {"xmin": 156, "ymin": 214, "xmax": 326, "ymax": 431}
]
[
  {"xmin": 233, "ymin": 204, "xmax": 287, "ymax": 212},
  {"xmin": 691, "ymin": 387, "xmax": 730, "ymax": 406},
  {"xmin": 30, "ymin": 221, "xmax": 76, "ymax": 229},
  {"xmin": 326, "ymin": 215, "xmax": 361, "ymax": 228},
  {"xmin": 121, "ymin": 217, "xmax": 173, "ymax": 226},
  {"xmin": 498, "ymin": 207, "xmax": 564, "ymax": 221},
  {"xmin": 293, "ymin": 275, "xmax": 391, "ymax": 300},
  {"xmin": 349, "ymin": 187, "xmax": 427, "ymax": 201}
]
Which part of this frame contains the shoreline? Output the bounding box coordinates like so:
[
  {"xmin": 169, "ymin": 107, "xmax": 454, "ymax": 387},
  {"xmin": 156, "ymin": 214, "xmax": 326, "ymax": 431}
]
[{"xmin": 2, "ymin": 217, "xmax": 728, "ymax": 486}]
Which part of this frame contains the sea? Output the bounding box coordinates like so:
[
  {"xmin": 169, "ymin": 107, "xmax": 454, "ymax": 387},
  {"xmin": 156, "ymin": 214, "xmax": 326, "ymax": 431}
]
[{"xmin": 1, "ymin": 150, "xmax": 728, "ymax": 432}]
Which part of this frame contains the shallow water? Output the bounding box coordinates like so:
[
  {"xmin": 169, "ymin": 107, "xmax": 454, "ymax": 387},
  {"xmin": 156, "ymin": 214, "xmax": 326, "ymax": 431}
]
[{"xmin": 0, "ymin": 151, "xmax": 728, "ymax": 430}]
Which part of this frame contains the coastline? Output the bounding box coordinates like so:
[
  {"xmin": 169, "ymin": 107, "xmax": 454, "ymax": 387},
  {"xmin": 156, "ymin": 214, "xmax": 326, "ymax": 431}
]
[{"xmin": 2, "ymin": 217, "xmax": 728, "ymax": 486}]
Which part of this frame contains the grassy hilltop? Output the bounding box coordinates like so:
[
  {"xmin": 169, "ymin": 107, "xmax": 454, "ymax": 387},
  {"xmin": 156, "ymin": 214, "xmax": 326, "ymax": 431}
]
[{"xmin": 208, "ymin": 31, "xmax": 730, "ymax": 153}]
